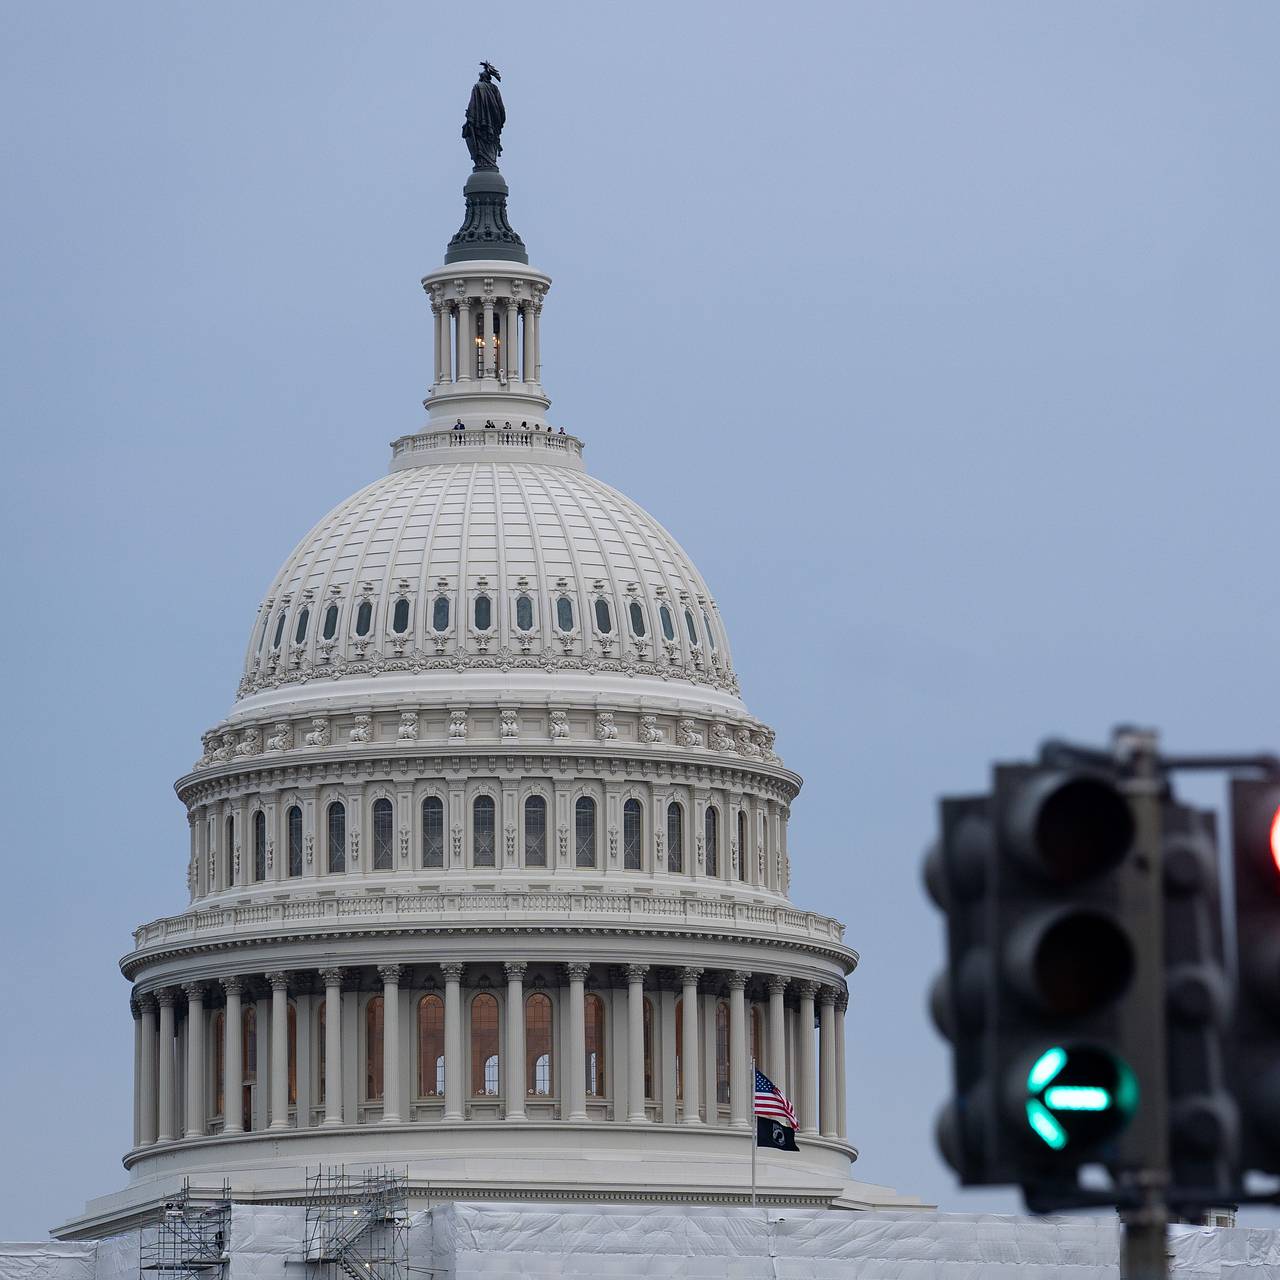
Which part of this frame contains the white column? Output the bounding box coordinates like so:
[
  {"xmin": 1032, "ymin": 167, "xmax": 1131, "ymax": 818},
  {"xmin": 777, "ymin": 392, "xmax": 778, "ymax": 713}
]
[
  {"xmin": 766, "ymin": 975, "xmax": 788, "ymax": 1096},
  {"xmin": 727, "ymin": 971, "xmax": 750, "ymax": 1129},
  {"xmin": 442, "ymin": 962, "xmax": 464, "ymax": 1120},
  {"xmin": 221, "ymin": 978, "xmax": 243, "ymax": 1133},
  {"xmin": 625, "ymin": 964, "xmax": 648, "ymax": 1123},
  {"xmin": 532, "ymin": 297, "xmax": 543, "ymax": 384},
  {"xmin": 183, "ymin": 982, "xmax": 206, "ymax": 1139},
  {"xmin": 679, "ymin": 968, "xmax": 702, "ymax": 1124},
  {"xmin": 319, "ymin": 968, "xmax": 343, "ymax": 1126},
  {"xmin": 835, "ymin": 990, "xmax": 848, "ymax": 1140},
  {"xmin": 131, "ymin": 999, "xmax": 143, "ymax": 1148},
  {"xmin": 796, "ymin": 981, "xmax": 818, "ymax": 1136},
  {"xmin": 457, "ymin": 299, "xmax": 473, "ymax": 381},
  {"xmin": 504, "ymin": 962, "xmax": 527, "ymax": 1121},
  {"xmin": 819, "ymin": 988, "xmax": 838, "ymax": 1138},
  {"xmin": 482, "ymin": 297, "xmax": 496, "ymax": 379},
  {"xmin": 157, "ymin": 990, "xmax": 177, "ymax": 1142},
  {"xmin": 267, "ymin": 972, "xmax": 290, "ymax": 1130},
  {"xmin": 521, "ymin": 302, "xmax": 534, "ymax": 383},
  {"xmin": 431, "ymin": 301, "xmax": 444, "ymax": 384},
  {"xmin": 504, "ymin": 299, "xmax": 518, "ymax": 380},
  {"xmin": 565, "ymin": 962, "xmax": 589, "ymax": 1122},
  {"xmin": 139, "ymin": 995, "xmax": 158, "ymax": 1146},
  {"xmin": 379, "ymin": 965, "xmax": 402, "ymax": 1123}
]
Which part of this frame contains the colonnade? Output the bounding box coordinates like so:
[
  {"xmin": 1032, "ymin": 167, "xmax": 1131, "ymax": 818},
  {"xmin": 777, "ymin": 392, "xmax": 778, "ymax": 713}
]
[
  {"xmin": 429, "ymin": 289, "xmax": 542, "ymax": 386},
  {"xmin": 130, "ymin": 962, "xmax": 849, "ymax": 1151}
]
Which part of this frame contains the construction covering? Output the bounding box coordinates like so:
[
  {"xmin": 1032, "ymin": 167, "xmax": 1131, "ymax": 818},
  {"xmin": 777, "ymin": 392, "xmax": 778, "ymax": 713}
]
[{"xmin": 10, "ymin": 1201, "xmax": 1280, "ymax": 1278}]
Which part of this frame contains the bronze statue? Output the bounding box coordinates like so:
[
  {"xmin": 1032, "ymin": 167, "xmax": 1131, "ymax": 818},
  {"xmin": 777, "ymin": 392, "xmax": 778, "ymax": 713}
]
[{"xmin": 462, "ymin": 61, "xmax": 505, "ymax": 171}]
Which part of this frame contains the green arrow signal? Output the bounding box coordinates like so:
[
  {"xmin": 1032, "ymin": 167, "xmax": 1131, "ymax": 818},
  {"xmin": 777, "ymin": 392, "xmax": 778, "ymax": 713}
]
[{"xmin": 1023, "ymin": 1046, "xmax": 1137, "ymax": 1150}]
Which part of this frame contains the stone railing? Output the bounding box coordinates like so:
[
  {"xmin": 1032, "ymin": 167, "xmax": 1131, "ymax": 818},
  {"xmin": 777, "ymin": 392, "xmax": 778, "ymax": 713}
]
[
  {"xmin": 391, "ymin": 428, "xmax": 584, "ymax": 462},
  {"xmin": 130, "ymin": 889, "xmax": 846, "ymax": 953}
]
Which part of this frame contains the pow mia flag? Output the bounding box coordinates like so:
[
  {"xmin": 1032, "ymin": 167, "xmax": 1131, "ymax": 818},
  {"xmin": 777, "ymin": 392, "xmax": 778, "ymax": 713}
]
[{"xmin": 757, "ymin": 1116, "xmax": 800, "ymax": 1151}]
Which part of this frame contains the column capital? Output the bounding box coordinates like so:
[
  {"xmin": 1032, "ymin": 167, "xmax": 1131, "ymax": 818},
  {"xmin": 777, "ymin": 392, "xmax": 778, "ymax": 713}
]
[
  {"xmin": 377, "ymin": 964, "xmax": 403, "ymax": 986},
  {"xmin": 265, "ymin": 970, "xmax": 290, "ymax": 993},
  {"xmin": 155, "ymin": 988, "xmax": 178, "ymax": 1008},
  {"xmin": 130, "ymin": 996, "xmax": 142, "ymax": 1019},
  {"xmin": 623, "ymin": 964, "xmax": 649, "ymax": 984},
  {"xmin": 181, "ymin": 981, "xmax": 206, "ymax": 1003},
  {"xmin": 679, "ymin": 967, "xmax": 703, "ymax": 986},
  {"xmin": 564, "ymin": 961, "xmax": 591, "ymax": 983},
  {"xmin": 765, "ymin": 975, "xmax": 790, "ymax": 996},
  {"xmin": 220, "ymin": 975, "xmax": 245, "ymax": 997},
  {"xmin": 318, "ymin": 967, "xmax": 344, "ymax": 988},
  {"xmin": 440, "ymin": 961, "xmax": 465, "ymax": 982},
  {"xmin": 504, "ymin": 961, "xmax": 528, "ymax": 982},
  {"xmin": 138, "ymin": 992, "xmax": 158, "ymax": 1013},
  {"xmin": 818, "ymin": 986, "xmax": 838, "ymax": 1008},
  {"xmin": 793, "ymin": 979, "xmax": 819, "ymax": 1001},
  {"xmin": 726, "ymin": 970, "xmax": 751, "ymax": 991},
  {"xmin": 836, "ymin": 988, "xmax": 849, "ymax": 1013}
]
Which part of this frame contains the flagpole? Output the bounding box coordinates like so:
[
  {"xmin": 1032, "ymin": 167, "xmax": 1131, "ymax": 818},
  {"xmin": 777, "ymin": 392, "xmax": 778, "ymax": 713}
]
[{"xmin": 750, "ymin": 1056, "xmax": 757, "ymax": 1210}]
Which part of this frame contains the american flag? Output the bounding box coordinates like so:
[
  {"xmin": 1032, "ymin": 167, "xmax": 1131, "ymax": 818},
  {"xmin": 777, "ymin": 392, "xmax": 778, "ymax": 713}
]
[{"xmin": 753, "ymin": 1067, "xmax": 797, "ymax": 1128}]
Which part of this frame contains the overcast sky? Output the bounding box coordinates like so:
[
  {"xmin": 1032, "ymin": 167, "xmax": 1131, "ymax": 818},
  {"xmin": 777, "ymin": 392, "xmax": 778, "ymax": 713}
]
[{"xmin": 3, "ymin": 0, "xmax": 1279, "ymax": 1239}]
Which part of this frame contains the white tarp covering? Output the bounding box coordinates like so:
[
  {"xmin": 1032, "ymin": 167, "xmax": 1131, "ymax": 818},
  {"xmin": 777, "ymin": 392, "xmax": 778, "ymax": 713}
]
[{"xmin": 14, "ymin": 1201, "xmax": 1280, "ymax": 1279}]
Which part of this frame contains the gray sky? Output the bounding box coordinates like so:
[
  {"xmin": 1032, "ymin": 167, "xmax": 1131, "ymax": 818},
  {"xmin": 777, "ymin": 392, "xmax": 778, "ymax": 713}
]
[{"xmin": 3, "ymin": 0, "xmax": 1279, "ymax": 1238}]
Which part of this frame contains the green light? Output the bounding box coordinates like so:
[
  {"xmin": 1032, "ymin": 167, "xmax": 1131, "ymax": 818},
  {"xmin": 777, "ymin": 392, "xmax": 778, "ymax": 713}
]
[
  {"xmin": 1027, "ymin": 1047, "xmax": 1067, "ymax": 1092},
  {"xmin": 1115, "ymin": 1062, "xmax": 1140, "ymax": 1116},
  {"xmin": 1026, "ymin": 1100, "xmax": 1068, "ymax": 1150},
  {"xmin": 1044, "ymin": 1085, "xmax": 1111, "ymax": 1111}
]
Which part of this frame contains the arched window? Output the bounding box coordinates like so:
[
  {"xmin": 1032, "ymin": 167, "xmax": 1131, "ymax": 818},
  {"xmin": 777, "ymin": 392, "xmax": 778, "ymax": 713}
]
[
  {"xmin": 473, "ymin": 795, "xmax": 496, "ymax": 867},
  {"xmin": 556, "ymin": 595, "xmax": 574, "ymax": 632},
  {"xmin": 524, "ymin": 795, "xmax": 547, "ymax": 867},
  {"xmin": 355, "ymin": 600, "xmax": 372, "ymax": 636},
  {"xmin": 224, "ymin": 814, "xmax": 235, "ymax": 887},
  {"xmin": 628, "ymin": 600, "xmax": 646, "ymax": 637},
  {"xmin": 372, "ymin": 798, "xmax": 394, "ymax": 871},
  {"xmin": 515, "ymin": 595, "xmax": 534, "ymax": 632},
  {"xmin": 288, "ymin": 1003, "xmax": 297, "ymax": 1106},
  {"xmin": 316, "ymin": 1003, "xmax": 326, "ymax": 1104},
  {"xmin": 702, "ymin": 608, "xmax": 717, "ymax": 651},
  {"xmin": 705, "ymin": 807, "xmax": 719, "ymax": 878},
  {"xmin": 585, "ymin": 993, "xmax": 606, "ymax": 1098},
  {"xmin": 366, "ymin": 996, "xmax": 384, "ymax": 1101},
  {"xmin": 684, "ymin": 608, "xmax": 699, "ymax": 646},
  {"xmin": 471, "ymin": 993, "xmax": 499, "ymax": 1096},
  {"xmin": 674, "ymin": 997, "xmax": 684, "ymax": 1102},
  {"xmin": 287, "ymin": 805, "xmax": 303, "ymax": 878},
  {"xmin": 212, "ymin": 1010, "xmax": 225, "ymax": 1117},
  {"xmin": 525, "ymin": 993, "xmax": 552, "ymax": 1096},
  {"xmin": 622, "ymin": 799, "xmax": 643, "ymax": 870},
  {"xmin": 252, "ymin": 810, "xmax": 267, "ymax": 882},
  {"xmin": 575, "ymin": 796, "xmax": 597, "ymax": 868},
  {"xmin": 432, "ymin": 596, "xmax": 450, "ymax": 632},
  {"xmin": 738, "ymin": 810, "xmax": 748, "ymax": 882},
  {"xmin": 272, "ymin": 612, "xmax": 286, "ymax": 650},
  {"xmin": 594, "ymin": 598, "xmax": 612, "ymax": 634},
  {"xmin": 417, "ymin": 995, "xmax": 445, "ymax": 1097},
  {"xmin": 294, "ymin": 608, "xmax": 309, "ymax": 645},
  {"xmin": 422, "ymin": 796, "xmax": 444, "ymax": 867},
  {"xmin": 327, "ymin": 801, "xmax": 346, "ymax": 874},
  {"xmin": 473, "ymin": 594, "xmax": 492, "ymax": 631},
  {"xmin": 643, "ymin": 998, "xmax": 655, "ymax": 1101},
  {"xmin": 322, "ymin": 603, "xmax": 339, "ymax": 640},
  {"xmin": 392, "ymin": 598, "xmax": 410, "ymax": 634},
  {"xmin": 659, "ymin": 605, "xmax": 675, "ymax": 642},
  {"xmin": 667, "ymin": 802, "xmax": 684, "ymax": 873},
  {"xmin": 242, "ymin": 1005, "xmax": 257, "ymax": 1131},
  {"xmin": 715, "ymin": 1001, "xmax": 730, "ymax": 1105}
]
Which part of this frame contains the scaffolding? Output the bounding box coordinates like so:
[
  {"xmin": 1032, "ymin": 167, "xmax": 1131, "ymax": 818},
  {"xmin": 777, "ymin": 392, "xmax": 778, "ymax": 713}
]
[
  {"xmin": 139, "ymin": 1179, "xmax": 231, "ymax": 1280},
  {"xmin": 304, "ymin": 1167, "xmax": 408, "ymax": 1280}
]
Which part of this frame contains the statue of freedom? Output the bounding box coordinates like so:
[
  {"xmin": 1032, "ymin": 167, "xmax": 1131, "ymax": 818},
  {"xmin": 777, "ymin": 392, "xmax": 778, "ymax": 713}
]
[{"xmin": 462, "ymin": 62, "xmax": 506, "ymax": 171}]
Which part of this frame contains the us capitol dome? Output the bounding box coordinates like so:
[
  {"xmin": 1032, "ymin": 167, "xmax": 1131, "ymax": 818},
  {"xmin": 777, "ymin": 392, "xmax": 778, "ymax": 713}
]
[{"xmin": 60, "ymin": 71, "xmax": 912, "ymax": 1238}]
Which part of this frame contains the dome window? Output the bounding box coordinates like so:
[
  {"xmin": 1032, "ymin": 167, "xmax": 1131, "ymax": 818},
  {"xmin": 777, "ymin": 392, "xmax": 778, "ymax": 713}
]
[
  {"xmin": 257, "ymin": 612, "xmax": 270, "ymax": 654},
  {"xmin": 556, "ymin": 595, "xmax": 575, "ymax": 633},
  {"xmin": 372, "ymin": 798, "xmax": 394, "ymax": 871},
  {"xmin": 594, "ymin": 598, "xmax": 612, "ymax": 634},
  {"xmin": 422, "ymin": 796, "xmax": 444, "ymax": 868},
  {"xmin": 474, "ymin": 594, "xmax": 492, "ymax": 631},
  {"xmin": 705, "ymin": 806, "xmax": 719, "ymax": 878},
  {"xmin": 524, "ymin": 795, "xmax": 547, "ymax": 866},
  {"xmin": 253, "ymin": 810, "xmax": 267, "ymax": 882},
  {"xmin": 327, "ymin": 801, "xmax": 346, "ymax": 874},
  {"xmin": 575, "ymin": 796, "xmax": 597, "ymax": 868},
  {"xmin": 355, "ymin": 601, "xmax": 373, "ymax": 637},
  {"xmin": 287, "ymin": 806, "xmax": 303, "ymax": 878},
  {"xmin": 684, "ymin": 609, "xmax": 699, "ymax": 646},
  {"xmin": 515, "ymin": 594, "xmax": 534, "ymax": 632},
  {"xmin": 659, "ymin": 605, "xmax": 675, "ymax": 642},
  {"xmin": 667, "ymin": 802, "xmax": 684, "ymax": 873},
  {"xmin": 473, "ymin": 794, "xmax": 496, "ymax": 867},
  {"xmin": 701, "ymin": 608, "xmax": 716, "ymax": 651},
  {"xmin": 628, "ymin": 601, "xmax": 646, "ymax": 638},
  {"xmin": 622, "ymin": 799, "xmax": 643, "ymax": 870},
  {"xmin": 322, "ymin": 604, "xmax": 339, "ymax": 641},
  {"xmin": 294, "ymin": 608, "xmax": 310, "ymax": 645},
  {"xmin": 432, "ymin": 596, "xmax": 450, "ymax": 633},
  {"xmin": 392, "ymin": 598, "xmax": 411, "ymax": 634},
  {"xmin": 272, "ymin": 612, "xmax": 286, "ymax": 650}
]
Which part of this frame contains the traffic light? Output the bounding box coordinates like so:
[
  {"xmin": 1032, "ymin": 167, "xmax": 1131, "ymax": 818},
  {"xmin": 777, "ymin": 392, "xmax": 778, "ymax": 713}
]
[
  {"xmin": 927, "ymin": 761, "xmax": 1148, "ymax": 1201},
  {"xmin": 1227, "ymin": 777, "xmax": 1280, "ymax": 1175}
]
